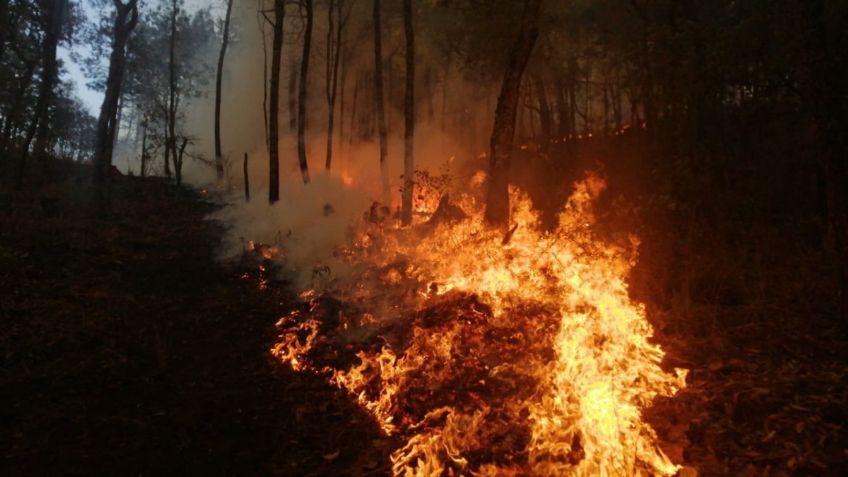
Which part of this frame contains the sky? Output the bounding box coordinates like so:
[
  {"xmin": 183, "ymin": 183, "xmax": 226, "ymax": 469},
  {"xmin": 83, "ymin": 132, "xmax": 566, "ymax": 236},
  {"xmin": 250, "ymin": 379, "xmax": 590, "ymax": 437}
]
[{"xmin": 64, "ymin": 0, "xmax": 217, "ymax": 116}]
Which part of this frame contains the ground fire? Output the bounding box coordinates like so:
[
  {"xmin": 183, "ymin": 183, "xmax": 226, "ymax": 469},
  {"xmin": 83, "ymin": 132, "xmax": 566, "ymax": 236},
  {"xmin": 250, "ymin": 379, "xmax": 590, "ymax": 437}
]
[{"xmin": 271, "ymin": 174, "xmax": 687, "ymax": 476}]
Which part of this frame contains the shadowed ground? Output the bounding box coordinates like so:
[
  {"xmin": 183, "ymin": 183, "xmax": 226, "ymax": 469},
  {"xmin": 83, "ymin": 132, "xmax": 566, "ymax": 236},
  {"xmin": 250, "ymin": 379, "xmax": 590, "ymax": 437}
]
[{"xmin": 0, "ymin": 170, "xmax": 392, "ymax": 476}]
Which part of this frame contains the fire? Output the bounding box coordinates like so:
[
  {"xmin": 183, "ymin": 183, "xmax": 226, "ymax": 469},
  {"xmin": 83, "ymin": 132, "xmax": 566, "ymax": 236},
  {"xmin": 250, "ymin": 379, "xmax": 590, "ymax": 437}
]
[{"xmin": 271, "ymin": 173, "xmax": 687, "ymax": 476}]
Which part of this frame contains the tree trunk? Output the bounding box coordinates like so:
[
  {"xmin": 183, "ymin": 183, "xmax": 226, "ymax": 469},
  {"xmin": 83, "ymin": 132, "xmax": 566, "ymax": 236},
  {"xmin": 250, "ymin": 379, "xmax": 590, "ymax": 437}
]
[
  {"xmin": 163, "ymin": 121, "xmax": 171, "ymax": 177},
  {"xmin": 0, "ymin": 59, "xmax": 36, "ymax": 156},
  {"xmin": 801, "ymin": 0, "xmax": 848, "ymax": 328},
  {"xmin": 400, "ymin": 0, "xmax": 415, "ymax": 225},
  {"xmin": 94, "ymin": 0, "xmax": 139, "ymax": 185},
  {"xmin": 140, "ymin": 119, "xmax": 147, "ymax": 177},
  {"xmin": 325, "ymin": 0, "xmax": 344, "ymax": 171},
  {"xmin": 297, "ymin": 0, "xmax": 313, "ymax": 184},
  {"xmin": 288, "ymin": 58, "xmax": 298, "ymax": 132},
  {"xmin": 244, "ymin": 152, "xmax": 250, "ymax": 202},
  {"xmin": 484, "ymin": 0, "xmax": 542, "ymax": 226},
  {"xmin": 17, "ymin": 0, "xmax": 68, "ymax": 185},
  {"xmin": 349, "ymin": 75, "xmax": 359, "ymax": 145},
  {"xmin": 373, "ymin": 0, "xmax": 389, "ymax": 196},
  {"xmin": 532, "ymin": 74, "xmax": 551, "ymax": 153},
  {"xmin": 214, "ymin": 0, "xmax": 234, "ymax": 181},
  {"xmin": 0, "ymin": 0, "xmax": 9, "ymax": 68},
  {"xmin": 339, "ymin": 39, "xmax": 348, "ymax": 154},
  {"xmin": 174, "ymin": 136, "xmax": 188, "ymax": 185},
  {"xmin": 268, "ymin": 0, "xmax": 285, "ymax": 202},
  {"xmin": 167, "ymin": 0, "xmax": 178, "ymax": 182},
  {"xmin": 260, "ymin": 10, "xmax": 269, "ymax": 146}
]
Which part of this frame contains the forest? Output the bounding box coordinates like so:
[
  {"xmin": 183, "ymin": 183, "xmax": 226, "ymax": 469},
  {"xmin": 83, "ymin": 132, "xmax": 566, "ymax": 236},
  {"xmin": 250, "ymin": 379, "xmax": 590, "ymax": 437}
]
[{"xmin": 1, "ymin": 0, "xmax": 847, "ymax": 476}]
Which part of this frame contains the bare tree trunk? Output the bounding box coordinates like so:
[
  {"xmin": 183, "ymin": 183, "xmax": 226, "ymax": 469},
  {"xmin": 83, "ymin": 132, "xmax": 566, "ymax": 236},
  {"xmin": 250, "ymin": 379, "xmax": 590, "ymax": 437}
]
[
  {"xmin": 288, "ymin": 58, "xmax": 298, "ymax": 132},
  {"xmin": 532, "ymin": 74, "xmax": 551, "ymax": 153},
  {"xmin": 484, "ymin": 0, "xmax": 542, "ymax": 226},
  {"xmin": 441, "ymin": 53, "xmax": 451, "ymax": 134},
  {"xmin": 259, "ymin": 7, "xmax": 269, "ymax": 146},
  {"xmin": 297, "ymin": 0, "xmax": 313, "ymax": 184},
  {"xmin": 268, "ymin": 0, "xmax": 285, "ymax": 202},
  {"xmin": 94, "ymin": 0, "xmax": 139, "ymax": 185},
  {"xmin": 214, "ymin": 0, "xmax": 234, "ymax": 181},
  {"xmin": 339, "ymin": 41, "xmax": 348, "ymax": 154},
  {"xmin": 140, "ymin": 118, "xmax": 147, "ymax": 177},
  {"xmin": 373, "ymin": 0, "xmax": 389, "ymax": 196},
  {"xmin": 163, "ymin": 121, "xmax": 171, "ymax": 177},
  {"xmin": 324, "ymin": 0, "xmax": 345, "ymax": 171},
  {"xmin": 425, "ymin": 67, "xmax": 435, "ymax": 123},
  {"xmin": 400, "ymin": 0, "xmax": 415, "ymax": 225},
  {"xmin": 167, "ymin": 0, "xmax": 179, "ymax": 182},
  {"xmin": 243, "ymin": 152, "xmax": 250, "ymax": 202},
  {"xmin": 349, "ymin": 74, "xmax": 359, "ymax": 145},
  {"xmin": 17, "ymin": 0, "xmax": 67, "ymax": 185},
  {"xmin": 174, "ymin": 136, "xmax": 188, "ymax": 185}
]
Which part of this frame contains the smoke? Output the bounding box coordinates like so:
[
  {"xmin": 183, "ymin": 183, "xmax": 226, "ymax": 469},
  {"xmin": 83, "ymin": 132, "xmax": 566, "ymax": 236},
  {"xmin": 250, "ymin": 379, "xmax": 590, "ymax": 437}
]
[
  {"xmin": 112, "ymin": 0, "xmax": 503, "ymax": 285},
  {"xmin": 212, "ymin": 171, "xmax": 371, "ymax": 287}
]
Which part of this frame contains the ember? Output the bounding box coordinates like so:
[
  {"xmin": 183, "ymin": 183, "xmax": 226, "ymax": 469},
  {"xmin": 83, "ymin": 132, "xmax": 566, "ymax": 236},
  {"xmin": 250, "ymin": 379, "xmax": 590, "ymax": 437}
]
[{"xmin": 272, "ymin": 174, "xmax": 687, "ymax": 476}]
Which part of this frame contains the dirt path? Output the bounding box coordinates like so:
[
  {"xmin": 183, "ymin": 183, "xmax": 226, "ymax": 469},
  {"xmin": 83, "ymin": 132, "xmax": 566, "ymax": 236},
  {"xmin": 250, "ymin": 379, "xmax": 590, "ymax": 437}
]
[{"xmin": 0, "ymin": 174, "xmax": 391, "ymax": 476}]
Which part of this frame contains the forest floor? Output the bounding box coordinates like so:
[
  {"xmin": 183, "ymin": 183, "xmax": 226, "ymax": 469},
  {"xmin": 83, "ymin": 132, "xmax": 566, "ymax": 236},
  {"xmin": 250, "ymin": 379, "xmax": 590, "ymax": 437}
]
[
  {"xmin": 0, "ymin": 168, "xmax": 393, "ymax": 476},
  {"xmin": 1, "ymin": 163, "xmax": 847, "ymax": 476}
]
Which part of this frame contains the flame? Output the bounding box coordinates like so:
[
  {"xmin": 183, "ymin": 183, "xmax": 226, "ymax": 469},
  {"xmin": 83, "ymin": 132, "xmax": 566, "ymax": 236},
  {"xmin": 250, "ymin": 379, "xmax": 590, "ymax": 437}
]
[{"xmin": 271, "ymin": 173, "xmax": 687, "ymax": 476}]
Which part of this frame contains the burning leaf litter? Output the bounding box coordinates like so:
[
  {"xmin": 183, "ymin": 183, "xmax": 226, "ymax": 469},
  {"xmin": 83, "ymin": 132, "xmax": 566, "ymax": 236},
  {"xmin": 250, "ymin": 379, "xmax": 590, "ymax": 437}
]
[{"xmin": 266, "ymin": 174, "xmax": 687, "ymax": 476}]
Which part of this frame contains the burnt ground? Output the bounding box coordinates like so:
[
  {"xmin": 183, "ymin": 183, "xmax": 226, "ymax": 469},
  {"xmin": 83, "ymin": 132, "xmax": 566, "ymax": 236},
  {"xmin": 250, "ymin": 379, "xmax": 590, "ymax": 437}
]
[
  {"xmin": 0, "ymin": 169, "xmax": 392, "ymax": 476},
  {"xmin": 2, "ymin": 161, "xmax": 847, "ymax": 477}
]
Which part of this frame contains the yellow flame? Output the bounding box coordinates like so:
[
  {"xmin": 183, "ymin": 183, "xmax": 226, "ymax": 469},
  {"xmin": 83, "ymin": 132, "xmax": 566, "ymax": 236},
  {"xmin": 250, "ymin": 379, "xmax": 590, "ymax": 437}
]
[{"xmin": 272, "ymin": 173, "xmax": 687, "ymax": 476}]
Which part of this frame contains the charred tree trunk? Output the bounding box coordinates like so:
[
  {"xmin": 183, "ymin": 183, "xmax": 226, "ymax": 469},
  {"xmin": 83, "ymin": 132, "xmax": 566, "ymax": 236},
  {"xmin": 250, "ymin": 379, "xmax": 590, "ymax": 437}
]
[
  {"xmin": 214, "ymin": 0, "xmax": 234, "ymax": 181},
  {"xmin": 484, "ymin": 0, "xmax": 542, "ymax": 226},
  {"xmin": 268, "ymin": 0, "xmax": 285, "ymax": 202},
  {"xmin": 373, "ymin": 0, "xmax": 390, "ymax": 196},
  {"xmin": 400, "ymin": 0, "xmax": 415, "ymax": 226},
  {"xmin": 297, "ymin": 0, "xmax": 313, "ymax": 184},
  {"xmin": 17, "ymin": 0, "xmax": 67, "ymax": 185},
  {"xmin": 94, "ymin": 0, "xmax": 139, "ymax": 185}
]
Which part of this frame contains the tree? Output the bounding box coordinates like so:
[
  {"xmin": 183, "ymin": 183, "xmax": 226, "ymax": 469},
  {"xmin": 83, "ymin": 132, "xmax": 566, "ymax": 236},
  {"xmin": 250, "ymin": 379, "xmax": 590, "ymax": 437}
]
[
  {"xmin": 0, "ymin": 1, "xmax": 40, "ymax": 162},
  {"xmin": 324, "ymin": 0, "xmax": 348, "ymax": 172},
  {"xmin": 268, "ymin": 0, "xmax": 285, "ymax": 202},
  {"xmin": 166, "ymin": 0, "xmax": 177, "ymax": 181},
  {"xmin": 372, "ymin": 0, "xmax": 389, "ymax": 196},
  {"xmin": 484, "ymin": 0, "xmax": 542, "ymax": 226},
  {"xmin": 296, "ymin": 0, "xmax": 313, "ymax": 184},
  {"xmin": 93, "ymin": 0, "xmax": 139, "ymax": 185},
  {"xmin": 111, "ymin": 1, "xmax": 213, "ymax": 183},
  {"xmin": 213, "ymin": 0, "xmax": 234, "ymax": 181},
  {"xmin": 17, "ymin": 0, "xmax": 69, "ymax": 184},
  {"xmin": 400, "ymin": 0, "xmax": 415, "ymax": 225}
]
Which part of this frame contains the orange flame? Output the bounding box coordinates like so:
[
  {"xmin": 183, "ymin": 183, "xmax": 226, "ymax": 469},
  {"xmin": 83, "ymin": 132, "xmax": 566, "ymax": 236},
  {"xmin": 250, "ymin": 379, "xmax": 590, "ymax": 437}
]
[{"xmin": 272, "ymin": 173, "xmax": 687, "ymax": 476}]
